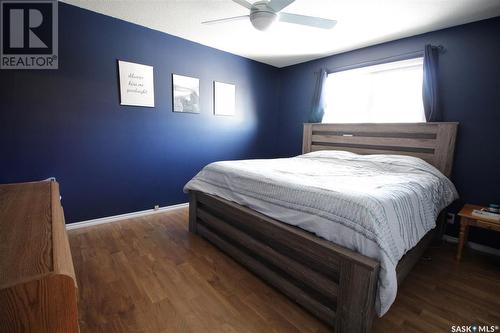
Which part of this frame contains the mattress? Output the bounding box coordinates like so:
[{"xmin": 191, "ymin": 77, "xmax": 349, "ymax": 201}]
[{"xmin": 184, "ymin": 150, "xmax": 458, "ymax": 316}]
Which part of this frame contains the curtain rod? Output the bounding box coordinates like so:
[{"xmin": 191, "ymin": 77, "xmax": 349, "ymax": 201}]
[{"xmin": 316, "ymin": 44, "xmax": 445, "ymax": 74}]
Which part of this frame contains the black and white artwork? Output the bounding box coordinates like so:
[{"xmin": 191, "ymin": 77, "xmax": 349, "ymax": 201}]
[
  {"xmin": 172, "ymin": 74, "xmax": 200, "ymax": 113},
  {"xmin": 118, "ymin": 60, "xmax": 155, "ymax": 107}
]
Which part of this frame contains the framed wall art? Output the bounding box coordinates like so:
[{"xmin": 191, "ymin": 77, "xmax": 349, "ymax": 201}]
[
  {"xmin": 118, "ymin": 60, "xmax": 155, "ymax": 107},
  {"xmin": 172, "ymin": 74, "xmax": 200, "ymax": 113}
]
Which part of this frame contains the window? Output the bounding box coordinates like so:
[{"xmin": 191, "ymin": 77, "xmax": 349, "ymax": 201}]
[{"xmin": 322, "ymin": 57, "xmax": 426, "ymax": 123}]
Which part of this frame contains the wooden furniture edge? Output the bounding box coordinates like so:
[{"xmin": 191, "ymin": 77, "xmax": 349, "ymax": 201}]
[
  {"xmin": 458, "ymin": 204, "xmax": 500, "ymax": 221},
  {"xmin": 434, "ymin": 123, "xmax": 458, "ymax": 177},
  {"xmin": 302, "ymin": 123, "xmax": 313, "ymax": 154},
  {"xmin": 0, "ymin": 181, "xmax": 79, "ymax": 333},
  {"xmin": 189, "ymin": 191, "xmax": 379, "ymax": 270},
  {"xmin": 0, "ymin": 274, "xmax": 79, "ymax": 333},
  {"xmin": 456, "ymin": 204, "xmax": 500, "ymax": 260},
  {"xmin": 302, "ymin": 122, "xmax": 459, "ymax": 178},
  {"xmin": 189, "ymin": 190, "xmax": 381, "ymax": 332},
  {"xmin": 50, "ymin": 181, "xmax": 78, "ymax": 287}
]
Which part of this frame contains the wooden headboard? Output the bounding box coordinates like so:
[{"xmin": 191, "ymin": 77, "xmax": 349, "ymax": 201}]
[{"xmin": 303, "ymin": 122, "xmax": 458, "ymax": 177}]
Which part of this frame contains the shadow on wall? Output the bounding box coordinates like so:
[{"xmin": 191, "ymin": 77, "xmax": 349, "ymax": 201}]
[{"xmin": 0, "ymin": 2, "xmax": 280, "ymax": 223}]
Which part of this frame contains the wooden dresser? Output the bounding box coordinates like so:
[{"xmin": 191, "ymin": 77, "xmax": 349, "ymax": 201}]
[{"xmin": 0, "ymin": 181, "xmax": 79, "ymax": 333}]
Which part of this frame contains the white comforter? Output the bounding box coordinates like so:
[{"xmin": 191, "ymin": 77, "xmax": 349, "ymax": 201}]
[{"xmin": 184, "ymin": 150, "xmax": 458, "ymax": 316}]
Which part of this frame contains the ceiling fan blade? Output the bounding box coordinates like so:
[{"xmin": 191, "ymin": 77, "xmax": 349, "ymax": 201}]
[
  {"xmin": 267, "ymin": 0, "xmax": 295, "ymax": 12},
  {"xmin": 202, "ymin": 15, "xmax": 249, "ymax": 25},
  {"xmin": 279, "ymin": 12, "xmax": 337, "ymax": 29},
  {"xmin": 232, "ymin": 0, "xmax": 253, "ymax": 9}
]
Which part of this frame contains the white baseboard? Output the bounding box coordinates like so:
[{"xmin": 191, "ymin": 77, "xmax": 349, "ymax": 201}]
[
  {"xmin": 67, "ymin": 208, "xmax": 500, "ymax": 257},
  {"xmin": 66, "ymin": 202, "xmax": 189, "ymax": 230},
  {"xmin": 443, "ymin": 235, "xmax": 500, "ymax": 257}
]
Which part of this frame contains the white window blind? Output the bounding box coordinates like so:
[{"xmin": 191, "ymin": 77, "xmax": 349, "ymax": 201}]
[{"xmin": 322, "ymin": 57, "xmax": 426, "ymax": 123}]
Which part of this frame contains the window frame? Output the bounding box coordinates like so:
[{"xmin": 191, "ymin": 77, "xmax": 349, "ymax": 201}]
[{"xmin": 322, "ymin": 57, "xmax": 426, "ymax": 124}]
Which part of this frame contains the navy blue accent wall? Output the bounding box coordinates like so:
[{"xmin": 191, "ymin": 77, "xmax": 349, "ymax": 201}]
[
  {"xmin": 1, "ymin": 3, "xmax": 499, "ymax": 249},
  {"xmin": 276, "ymin": 17, "xmax": 500, "ymax": 248},
  {"xmin": 0, "ymin": 3, "xmax": 280, "ymax": 222}
]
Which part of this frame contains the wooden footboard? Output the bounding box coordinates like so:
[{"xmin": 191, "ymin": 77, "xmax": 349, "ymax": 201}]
[{"xmin": 189, "ymin": 191, "xmax": 380, "ymax": 333}]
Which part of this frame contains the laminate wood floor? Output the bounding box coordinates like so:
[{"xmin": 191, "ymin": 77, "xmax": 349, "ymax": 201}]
[{"xmin": 68, "ymin": 208, "xmax": 500, "ymax": 333}]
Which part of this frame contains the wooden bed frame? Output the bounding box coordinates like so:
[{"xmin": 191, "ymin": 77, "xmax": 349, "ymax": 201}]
[{"xmin": 188, "ymin": 122, "xmax": 458, "ymax": 333}]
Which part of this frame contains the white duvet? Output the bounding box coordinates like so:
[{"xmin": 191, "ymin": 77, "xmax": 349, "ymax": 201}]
[{"xmin": 184, "ymin": 150, "xmax": 458, "ymax": 316}]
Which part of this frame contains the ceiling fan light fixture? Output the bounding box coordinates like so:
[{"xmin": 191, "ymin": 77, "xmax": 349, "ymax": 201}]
[
  {"xmin": 202, "ymin": 0, "xmax": 337, "ymax": 32},
  {"xmin": 250, "ymin": 10, "xmax": 277, "ymax": 31}
]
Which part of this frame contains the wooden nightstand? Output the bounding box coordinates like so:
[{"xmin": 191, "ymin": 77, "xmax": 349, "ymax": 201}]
[{"xmin": 456, "ymin": 204, "xmax": 500, "ymax": 261}]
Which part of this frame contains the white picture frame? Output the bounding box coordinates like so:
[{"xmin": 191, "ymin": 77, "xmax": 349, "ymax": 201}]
[
  {"xmin": 118, "ymin": 60, "xmax": 155, "ymax": 107},
  {"xmin": 214, "ymin": 81, "xmax": 236, "ymax": 116},
  {"xmin": 172, "ymin": 74, "xmax": 200, "ymax": 113}
]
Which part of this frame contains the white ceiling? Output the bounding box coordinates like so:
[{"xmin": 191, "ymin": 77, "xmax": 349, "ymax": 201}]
[{"xmin": 61, "ymin": 0, "xmax": 500, "ymax": 68}]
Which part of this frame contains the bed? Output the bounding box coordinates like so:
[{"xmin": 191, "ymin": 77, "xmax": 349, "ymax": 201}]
[{"xmin": 184, "ymin": 122, "xmax": 458, "ymax": 333}]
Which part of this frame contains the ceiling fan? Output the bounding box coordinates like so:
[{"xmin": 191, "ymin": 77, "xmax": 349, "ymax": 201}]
[{"xmin": 202, "ymin": 0, "xmax": 337, "ymax": 31}]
